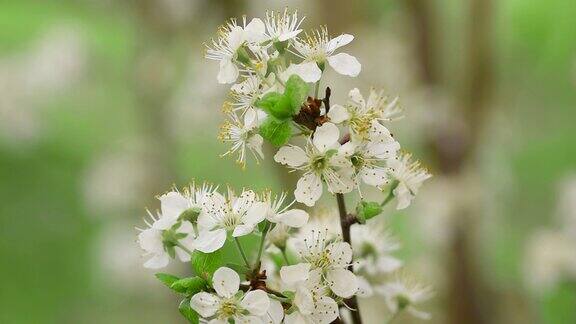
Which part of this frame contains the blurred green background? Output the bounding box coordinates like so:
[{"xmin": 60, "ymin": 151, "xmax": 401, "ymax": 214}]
[{"xmin": 1, "ymin": 0, "xmax": 575, "ymax": 323}]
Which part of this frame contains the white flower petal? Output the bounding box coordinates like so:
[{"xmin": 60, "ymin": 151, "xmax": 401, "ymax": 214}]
[
  {"xmin": 190, "ymin": 292, "xmax": 220, "ymax": 318},
  {"xmin": 261, "ymin": 299, "xmax": 284, "ymax": 324},
  {"xmin": 313, "ymin": 122, "xmax": 339, "ymax": 153},
  {"xmin": 408, "ymin": 307, "xmax": 432, "ymax": 320},
  {"xmin": 326, "ymin": 34, "xmax": 354, "ymax": 52},
  {"xmin": 311, "ymin": 296, "xmax": 339, "ymax": 323},
  {"xmin": 280, "ymin": 263, "xmax": 311, "ymax": 284},
  {"xmin": 244, "ymin": 201, "xmax": 267, "ymax": 225},
  {"xmin": 218, "ymin": 59, "xmax": 239, "ymax": 84},
  {"xmin": 327, "ymin": 242, "xmax": 353, "ymax": 266},
  {"xmin": 284, "ymin": 312, "xmax": 307, "ymax": 324},
  {"xmin": 356, "ymin": 276, "xmax": 374, "ymax": 298},
  {"xmin": 279, "ymin": 29, "xmax": 302, "ymax": 41},
  {"xmin": 360, "ymin": 166, "xmax": 389, "ymax": 186},
  {"xmin": 228, "ymin": 26, "xmax": 245, "ymax": 50},
  {"xmin": 295, "ymin": 173, "xmax": 323, "ymax": 207},
  {"xmin": 143, "ymin": 253, "xmax": 169, "ymax": 269},
  {"xmin": 213, "ymin": 267, "xmax": 240, "ymax": 298},
  {"xmin": 245, "ymin": 18, "xmax": 266, "ymax": 42},
  {"xmin": 327, "ymin": 53, "xmax": 361, "ymax": 77},
  {"xmin": 234, "ymin": 315, "xmax": 264, "ymax": 324},
  {"xmin": 159, "ymin": 191, "xmax": 189, "ymax": 220},
  {"xmin": 195, "ymin": 228, "xmax": 227, "ymax": 253},
  {"xmin": 233, "ymin": 224, "xmax": 256, "ymax": 237},
  {"xmin": 348, "ymin": 88, "xmax": 364, "ymax": 105},
  {"xmin": 274, "ymin": 145, "xmax": 308, "ymax": 167},
  {"xmin": 208, "ymin": 319, "xmax": 228, "ymax": 324},
  {"xmin": 283, "ymin": 62, "xmax": 322, "ymax": 83},
  {"xmin": 327, "ymin": 268, "xmax": 358, "ymax": 298},
  {"xmin": 326, "ymin": 104, "xmax": 350, "ymax": 123},
  {"xmin": 294, "ymin": 286, "xmax": 314, "ymax": 315},
  {"xmin": 240, "ymin": 290, "xmax": 270, "ymax": 316},
  {"xmin": 394, "ymin": 183, "xmax": 413, "ymax": 210},
  {"xmin": 138, "ymin": 228, "xmax": 164, "ymax": 253},
  {"xmin": 277, "ymin": 209, "xmax": 309, "ymax": 228},
  {"xmin": 325, "ymin": 167, "xmax": 355, "ymax": 194}
]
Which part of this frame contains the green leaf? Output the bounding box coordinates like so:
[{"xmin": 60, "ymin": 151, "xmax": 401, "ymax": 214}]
[
  {"xmin": 284, "ymin": 74, "xmax": 309, "ymax": 110},
  {"xmin": 356, "ymin": 201, "xmax": 383, "ymax": 224},
  {"xmin": 226, "ymin": 263, "xmax": 251, "ymax": 276},
  {"xmin": 179, "ymin": 298, "xmax": 200, "ymax": 324},
  {"xmin": 259, "ymin": 118, "xmax": 292, "ymax": 146},
  {"xmin": 155, "ymin": 273, "xmax": 180, "ymax": 288},
  {"xmin": 256, "ymin": 92, "xmax": 283, "ymax": 116},
  {"xmin": 170, "ymin": 277, "xmax": 208, "ymax": 295},
  {"xmin": 191, "ymin": 250, "xmax": 224, "ymax": 281}
]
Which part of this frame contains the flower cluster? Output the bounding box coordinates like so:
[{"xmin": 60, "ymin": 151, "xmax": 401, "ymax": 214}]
[{"xmin": 136, "ymin": 9, "xmax": 434, "ymax": 324}]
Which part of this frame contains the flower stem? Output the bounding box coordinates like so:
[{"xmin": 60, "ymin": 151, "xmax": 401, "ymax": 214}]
[
  {"xmin": 280, "ymin": 248, "xmax": 290, "ymax": 265},
  {"xmin": 314, "ymin": 80, "xmax": 321, "ymax": 98},
  {"xmin": 335, "ymin": 193, "xmax": 363, "ymax": 324},
  {"xmin": 255, "ymin": 221, "xmax": 270, "ymax": 267},
  {"xmin": 234, "ymin": 237, "xmax": 251, "ymax": 268},
  {"xmin": 175, "ymin": 241, "xmax": 193, "ymax": 256}
]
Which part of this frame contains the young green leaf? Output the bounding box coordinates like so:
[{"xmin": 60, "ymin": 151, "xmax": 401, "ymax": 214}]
[
  {"xmin": 179, "ymin": 298, "xmax": 200, "ymax": 324},
  {"xmin": 170, "ymin": 277, "xmax": 208, "ymax": 295},
  {"xmin": 259, "ymin": 118, "xmax": 292, "ymax": 146},
  {"xmin": 284, "ymin": 74, "xmax": 309, "ymax": 111},
  {"xmin": 155, "ymin": 273, "xmax": 180, "ymax": 288},
  {"xmin": 191, "ymin": 250, "xmax": 224, "ymax": 281}
]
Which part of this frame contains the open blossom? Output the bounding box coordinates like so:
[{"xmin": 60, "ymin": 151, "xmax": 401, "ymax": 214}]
[
  {"xmin": 263, "ymin": 191, "xmax": 309, "ymax": 228},
  {"xmin": 351, "ymin": 223, "xmax": 403, "ymax": 276},
  {"xmin": 340, "ymin": 125, "xmax": 400, "ymax": 192},
  {"xmin": 290, "ymin": 228, "xmax": 359, "ymax": 298},
  {"xmin": 328, "ymin": 88, "xmax": 402, "ymax": 140},
  {"xmin": 191, "ymin": 267, "xmax": 270, "ymax": 323},
  {"xmin": 280, "ymin": 264, "xmax": 339, "ymax": 324},
  {"xmin": 219, "ymin": 108, "xmax": 264, "ymax": 168},
  {"xmin": 155, "ymin": 184, "xmax": 217, "ymax": 229},
  {"xmin": 205, "ymin": 17, "xmax": 266, "ymax": 84},
  {"xmin": 137, "ymin": 210, "xmax": 195, "ymax": 269},
  {"xmin": 274, "ymin": 122, "xmax": 355, "ymax": 206},
  {"xmin": 290, "ymin": 26, "xmax": 361, "ymax": 82},
  {"xmin": 228, "ymin": 74, "xmax": 270, "ymax": 113},
  {"xmin": 387, "ymin": 153, "xmax": 432, "ymax": 210},
  {"xmin": 377, "ymin": 276, "xmax": 434, "ymax": 320},
  {"xmin": 195, "ymin": 188, "xmax": 266, "ymax": 253},
  {"xmin": 264, "ymin": 9, "xmax": 304, "ymax": 42}
]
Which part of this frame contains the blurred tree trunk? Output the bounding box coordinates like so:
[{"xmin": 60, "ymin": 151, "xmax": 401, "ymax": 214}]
[{"xmin": 403, "ymin": 0, "xmax": 494, "ymax": 323}]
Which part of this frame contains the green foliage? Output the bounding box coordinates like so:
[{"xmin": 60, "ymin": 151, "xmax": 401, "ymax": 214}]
[
  {"xmin": 259, "ymin": 117, "xmax": 292, "ymax": 147},
  {"xmin": 255, "ymin": 75, "xmax": 309, "ymax": 121},
  {"xmin": 179, "ymin": 298, "xmax": 200, "ymax": 324},
  {"xmin": 356, "ymin": 201, "xmax": 383, "ymax": 223},
  {"xmin": 284, "ymin": 75, "xmax": 309, "ymax": 111},
  {"xmin": 170, "ymin": 277, "xmax": 208, "ymax": 295},
  {"xmin": 192, "ymin": 250, "xmax": 224, "ymax": 281},
  {"xmin": 155, "ymin": 273, "xmax": 181, "ymax": 288}
]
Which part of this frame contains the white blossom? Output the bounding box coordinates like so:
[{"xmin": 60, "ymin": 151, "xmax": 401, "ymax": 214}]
[
  {"xmin": 274, "ymin": 122, "xmax": 355, "ymax": 206},
  {"xmin": 263, "ymin": 191, "xmax": 309, "ymax": 228},
  {"xmin": 264, "ymin": 9, "xmax": 304, "ymax": 42},
  {"xmin": 205, "ymin": 17, "xmax": 266, "ymax": 84},
  {"xmin": 387, "ymin": 153, "xmax": 432, "ymax": 210},
  {"xmin": 190, "ymin": 267, "xmax": 270, "ymax": 323},
  {"xmin": 328, "ymin": 87, "xmax": 402, "ymax": 140},
  {"xmin": 195, "ymin": 188, "xmax": 266, "ymax": 253},
  {"xmin": 351, "ymin": 223, "xmax": 403, "ymax": 276},
  {"xmin": 291, "ymin": 26, "xmax": 361, "ymax": 82},
  {"xmin": 340, "ymin": 125, "xmax": 400, "ymax": 192},
  {"xmin": 377, "ymin": 276, "xmax": 433, "ymax": 320},
  {"xmin": 219, "ymin": 108, "xmax": 265, "ymax": 168},
  {"xmin": 136, "ymin": 210, "xmax": 195, "ymax": 269},
  {"xmin": 280, "ymin": 265, "xmax": 339, "ymax": 324},
  {"xmin": 291, "ymin": 228, "xmax": 359, "ymax": 298}
]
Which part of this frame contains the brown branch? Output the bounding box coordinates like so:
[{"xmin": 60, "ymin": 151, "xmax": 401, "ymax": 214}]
[{"xmin": 336, "ymin": 193, "xmax": 363, "ymax": 324}]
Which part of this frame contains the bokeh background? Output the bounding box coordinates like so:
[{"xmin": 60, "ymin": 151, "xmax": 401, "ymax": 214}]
[{"xmin": 1, "ymin": 0, "xmax": 575, "ymax": 323}]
